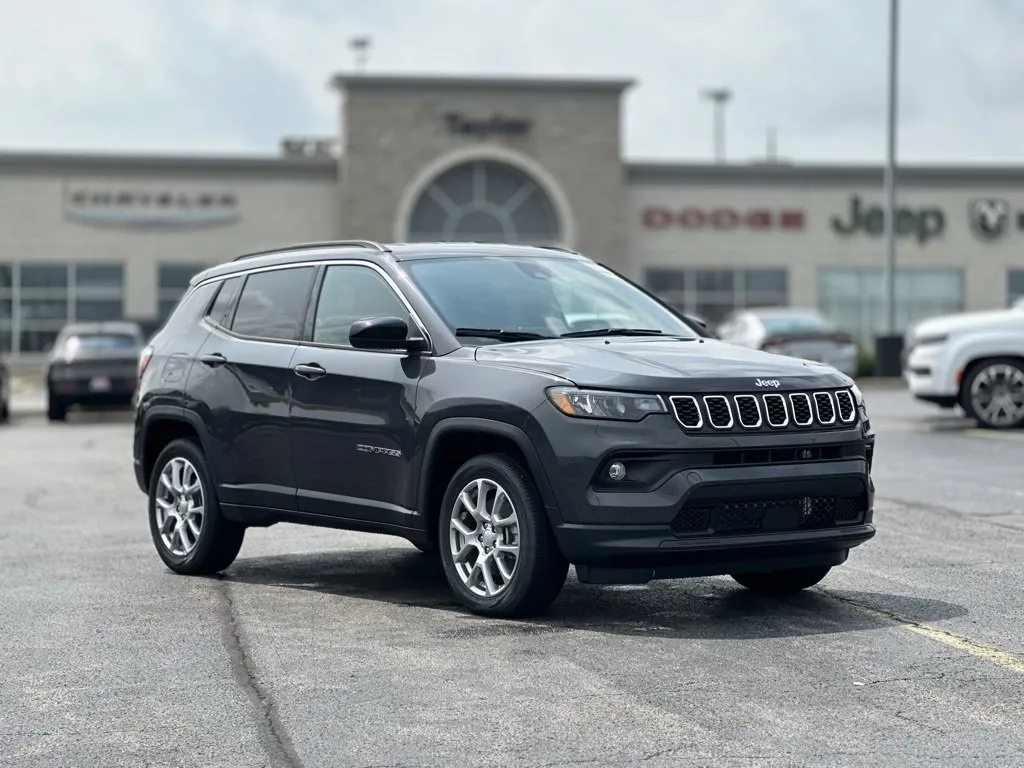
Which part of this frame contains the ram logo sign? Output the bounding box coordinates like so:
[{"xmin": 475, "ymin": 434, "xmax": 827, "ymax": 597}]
[{"xmin": 969, "ymin": 198, "xmax": 1011, "ymax": 241}]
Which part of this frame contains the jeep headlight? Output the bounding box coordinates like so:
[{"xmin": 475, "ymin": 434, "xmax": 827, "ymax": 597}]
[{"xmin": 546, "ymin": 386, "xmax": 666, "ymax": 421}]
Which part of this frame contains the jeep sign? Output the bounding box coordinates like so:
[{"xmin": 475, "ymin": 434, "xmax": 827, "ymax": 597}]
[{"xmin": 830, "ymin": 195, "xmax": 945, "ymax": 245}]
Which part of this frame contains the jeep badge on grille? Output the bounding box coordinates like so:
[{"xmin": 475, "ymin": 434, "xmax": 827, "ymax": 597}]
[{"xmin": 754, "ymin": 379, "xmax": 781, "ymax": 388}]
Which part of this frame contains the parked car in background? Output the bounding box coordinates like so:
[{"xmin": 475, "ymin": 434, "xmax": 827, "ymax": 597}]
[
  {"xmin": 0, "ymin": 358, "xmax": 9, "ymax": 423},
  {"xmin": 45, "ymin": 321, "xmax": 145, "ymax": 421},
  {"xmin": 904, "ymin": 304, "xmax": 1024, "ymax": 429},
  {"xmin": 715, "ymin": 308, "xmax": 859, "ymax": 377}
]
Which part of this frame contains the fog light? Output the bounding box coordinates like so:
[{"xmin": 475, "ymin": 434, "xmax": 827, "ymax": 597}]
[{"xmin": 607, "ymin": 462, "xmax": 626, "ymax": 481}]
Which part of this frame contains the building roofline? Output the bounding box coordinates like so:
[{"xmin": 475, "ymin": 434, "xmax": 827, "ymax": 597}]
[
  {"xmin": 626, "ymin": 161, "xmax": 1024, "ymax": 186},
  {"xmin": 0, "ymin": 150, "xmax": 338, "ymax": 178},
  {"xmin": 330, "ymin": 72, "xmax": 637, "ymax": 94}
]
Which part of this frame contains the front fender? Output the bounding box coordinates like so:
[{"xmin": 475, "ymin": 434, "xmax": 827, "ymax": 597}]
[
  {"xmin": 416, "ymin": 415, "xmax": 561, "ymax": 524},
  {"xmin": 945, "ymin": 332, "xmax": 1024, "ymax": 388}
]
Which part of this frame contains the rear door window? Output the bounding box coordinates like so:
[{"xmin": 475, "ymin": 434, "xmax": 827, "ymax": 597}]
[{"xmin": 230, "ymin": 267, "xmax": 316, "ymax": 341}]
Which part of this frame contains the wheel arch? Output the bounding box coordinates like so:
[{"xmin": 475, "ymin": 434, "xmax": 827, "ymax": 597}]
[
  {"xmin": 417, "ymin": 417, "xmax": 560, "ymax": 546},
  {"xmin": 139, "ymin": 407, "xmax": 212, "ymax": 491},
  {"xmin": 957, "ymin": 353, "xmax": 1024, "ymax": 405}
]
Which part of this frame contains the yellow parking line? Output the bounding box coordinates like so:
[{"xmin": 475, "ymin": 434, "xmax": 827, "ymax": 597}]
[{"xmin": 832, "ymin": 596, "xmax": 1024, "ymax": 675}]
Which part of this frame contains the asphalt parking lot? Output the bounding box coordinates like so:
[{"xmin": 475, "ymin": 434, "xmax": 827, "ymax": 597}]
[{"xmin": 2, "ymin": 385, "xmax": 1023, "ymax": 767}]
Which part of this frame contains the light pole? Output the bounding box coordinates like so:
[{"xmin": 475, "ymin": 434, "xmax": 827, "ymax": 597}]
[
  {"xmin": 882, "ymin": 0, "xmax": 899, "ymax": 338},
  {"xmin": 349, "ymin": 37, "xmax": 372, "ymax": 73},
  {"xmin": 700, "ymin": 88, "xmax": 732, "ymax": 163}
]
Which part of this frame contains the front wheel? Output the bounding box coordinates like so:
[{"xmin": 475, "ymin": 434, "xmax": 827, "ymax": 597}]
[
  {"xmin": 731, "ymin": 565, "xmax": 832, "ymax": 594},
  {"xmin": 438, "ymin": 454, "xmax": 568, "ymax": 618},
  {"xmin": 962, "ymin": 358, "xmax": 1024, "ymax": 429},
  {"xmin": 148, "ymin": 438, "xmax": 245, "ymax": 575}
]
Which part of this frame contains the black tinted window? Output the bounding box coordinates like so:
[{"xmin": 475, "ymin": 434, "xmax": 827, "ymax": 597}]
[
  {"xmin": 231, "ymin": 267, "xmax": 315, "ymax": 341},
  {"xmin": 312, "ymin": 265, "xmax": 410, "ymax": 346},
  {"xmin": 206, "ymin": 276, "xmax": 242, "ymax": 328}
]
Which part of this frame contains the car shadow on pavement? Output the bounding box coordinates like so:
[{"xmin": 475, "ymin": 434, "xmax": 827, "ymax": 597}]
[{"xmin": 221, "ymin": 547, "xmax": 970, "ymax": 641}]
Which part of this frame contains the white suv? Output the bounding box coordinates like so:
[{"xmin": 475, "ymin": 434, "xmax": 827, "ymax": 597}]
[{"xmin": 904, "ymin": 305, "xmax": 1024, "ymax": 428}]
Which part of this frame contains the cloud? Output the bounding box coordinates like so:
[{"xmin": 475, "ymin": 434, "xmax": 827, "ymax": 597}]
[{"xmin": 0, "ymin": 0, "xmax": 1022, "ymax": 162}]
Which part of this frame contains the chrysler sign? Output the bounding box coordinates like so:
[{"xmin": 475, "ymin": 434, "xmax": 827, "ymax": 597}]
[
  {"xmin": 642, "ymin": 207, "xmax": 806, "ymax": 230},
  {"xmin": 65, "ymin": 189, "xmax": 240, "ymax": 229}
]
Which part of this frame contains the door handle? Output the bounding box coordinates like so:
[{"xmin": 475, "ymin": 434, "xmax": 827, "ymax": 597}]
[
  {"xmin": 199, "ymin": 353, "xmax": 227, "ymax": 368},
  {"xmin": 293, "ymin": 363, "xmax": 326, "ymax": 381}
]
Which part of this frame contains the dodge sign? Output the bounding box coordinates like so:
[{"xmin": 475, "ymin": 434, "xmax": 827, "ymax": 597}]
[{"xmin": 642, "ymin": 207, "xmax": 806, "ymax": 231}]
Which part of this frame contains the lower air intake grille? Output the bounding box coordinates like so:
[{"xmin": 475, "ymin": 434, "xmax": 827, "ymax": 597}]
[{"xmin": 672, "ymin": 494, "xmax": 867, "ymax": 536}]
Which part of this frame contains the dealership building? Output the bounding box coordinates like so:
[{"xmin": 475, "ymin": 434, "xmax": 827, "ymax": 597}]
[{"xmin": 2, "ymin": 71, "xmax": 1024, "ymax": 359}]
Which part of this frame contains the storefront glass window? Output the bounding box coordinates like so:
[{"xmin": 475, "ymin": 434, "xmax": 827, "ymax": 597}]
[
  {"xmin": 408, "ymin": 161, "xmax": 561, "ymax": 245},
  {"xmin": 1007, "ymin": 269, "xmax": 1024, "ymax": 307},
  {"xmin": 0, "ymin": 263, "xmax": 125, "ymax": 353},
  {"xmin": 644, "ymin": 267, "xmax": 788, "ymax": 325},
  {"xmin": 818, "ymin": 267, "xmax": 964, "ymax": 343}
]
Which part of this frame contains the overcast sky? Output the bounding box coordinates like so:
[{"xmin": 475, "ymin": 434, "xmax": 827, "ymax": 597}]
[{"xmin": 1, "ymin": 0, "xmax": 1021, "ymax": 164}]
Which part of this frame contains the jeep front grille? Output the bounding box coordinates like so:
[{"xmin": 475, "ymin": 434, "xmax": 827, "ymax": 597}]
[{"xmin": 669, "ymin": 388, "xmax": 858, "ymax": 434}]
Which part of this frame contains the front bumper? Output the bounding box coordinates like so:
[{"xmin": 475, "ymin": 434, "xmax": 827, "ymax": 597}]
[{"xmin": 523, "ymin": 402, "xmax": 875, "ymax": 581}]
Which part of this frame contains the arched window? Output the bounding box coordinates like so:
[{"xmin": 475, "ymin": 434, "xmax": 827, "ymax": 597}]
[{"xmin": 407, "ymin": 160, "xmax": 561, "ymax": 244}]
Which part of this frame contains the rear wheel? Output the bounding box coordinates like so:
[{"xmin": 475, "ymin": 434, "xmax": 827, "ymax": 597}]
[
  {"xmin": 962, "ymin": 358, "xmax": 1024, "ymax": 429},
  {"xmin": 148, "ymin": 438, "xmax": 244, "ymax": 575},
  {"xmin": 438, "ymin": 454, "xmax": 568, "ymax": 618},
  {"xmin": 731, "ymin": 565, "xmax": 832, "ymax": 594},
  {"xmin": 46, "ymin": 393, "xmax": 67, "ymax": 422}
]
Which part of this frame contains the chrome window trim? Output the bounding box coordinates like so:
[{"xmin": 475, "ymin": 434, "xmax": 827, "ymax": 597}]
[{"xmin": 194, "ymin": 257, "xmax": 434, "ymax": 355}]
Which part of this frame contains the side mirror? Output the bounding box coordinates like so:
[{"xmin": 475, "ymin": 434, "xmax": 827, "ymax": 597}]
[
  {"xmin": 349, "ymin": 315, "xmax": 427, "ymax": 353},
  {"xmin": 683, "ymin": 313, "xmax": 707, "ymax": 330}
]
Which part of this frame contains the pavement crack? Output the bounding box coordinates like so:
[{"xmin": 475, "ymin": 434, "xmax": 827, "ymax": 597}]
[{"xmin": 214, "ymin": 578, "xmax": 304, "ymax": 768}]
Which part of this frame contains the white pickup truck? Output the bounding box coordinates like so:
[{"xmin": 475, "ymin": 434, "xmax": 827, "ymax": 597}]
[{"xmin": 904, "ymin": 301, "xmax": 1024, "ymax": 428}]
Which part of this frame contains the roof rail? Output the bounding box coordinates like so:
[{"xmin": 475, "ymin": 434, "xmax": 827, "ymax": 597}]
[
  {"xmin": 534, "ymin": 244, "xmax": 580, "ymax": 255},
  {"xmin": 231, "ymin": 239, "xmax": 390, "ymax": 262}
]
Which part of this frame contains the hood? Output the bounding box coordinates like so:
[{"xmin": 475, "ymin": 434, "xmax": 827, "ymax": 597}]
[
  {"xmin": 909, "ymin": 307, "xmax": 1024, "ymax": 340},
  {"xmin": 473, "ymin": 336, "xmax": 850, "ymax": 393}
]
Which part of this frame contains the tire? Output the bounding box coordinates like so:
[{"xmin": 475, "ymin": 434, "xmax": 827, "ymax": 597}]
[
  {"xmin": 438, "ymin": 453, "xmax": 568, "ymax": 618},
  {"xmin": 731, "ymin": 565, "xmax": 832, "ymax": 594},
  {"xmin": 46, "ymin": 394, "xmax": 67, "ymax": 422},
  {"xmin": 0, "ymin": 399, "xmax": 9, "ymax": 423},
  {"xmin": 961, "ymin": 358, "xmax": 1024, "ymax": 430},
  {"xmin": 148, "ymin": 437, "xmax": 245, "ymax": 576}
]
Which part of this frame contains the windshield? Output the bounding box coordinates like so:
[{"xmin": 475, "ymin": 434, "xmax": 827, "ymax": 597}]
[
  {"xmin": 758, "ymin": 312, "xmax": 837, "ymax": 336},
  {"xmin": 63, "ymin": 333, "xmax": 139, "ymax": 352},
  {"xmin": 402, "ymin": 255, "xmax": 698, "ymax": 340}
]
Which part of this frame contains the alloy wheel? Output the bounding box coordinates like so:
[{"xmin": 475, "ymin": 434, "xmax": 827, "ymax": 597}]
[
  {"xmin": 970, "ymin": 363, "xmax": 1024, "ymax": 427},
  {"xmin": 154, "ymin": 457, "xmax": 206, "ymax": 557},
  {"xmin": 448, "ymin": 478, "xmax": 521, "ymax": 598}
]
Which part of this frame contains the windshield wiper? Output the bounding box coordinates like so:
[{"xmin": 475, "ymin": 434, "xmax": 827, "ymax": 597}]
[
  {"xmin": 454, "ymin": 327, "xmax": 552, "ymax": 342},
  {"xmin": 560, "ymin": 327, "xmax": 667, "ymax": 338}
]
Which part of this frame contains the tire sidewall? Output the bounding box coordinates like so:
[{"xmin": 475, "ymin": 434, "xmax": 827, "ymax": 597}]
[
  {"xmin": 148, "ymin": 438, "xmax": 227, "ymax": 572},
  {"xmin": 437, "ymin": 455, "xmax": 546, "ymax": 614},
  {"xmin": 964, "ymin": 358, "xmax": 1024, "ymax": 429}
]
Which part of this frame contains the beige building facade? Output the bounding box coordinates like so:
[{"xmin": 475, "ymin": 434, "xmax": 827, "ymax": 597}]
[{"xmin": 1, "ymin": 72, "xmax": 1022, "ymax": 358}]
